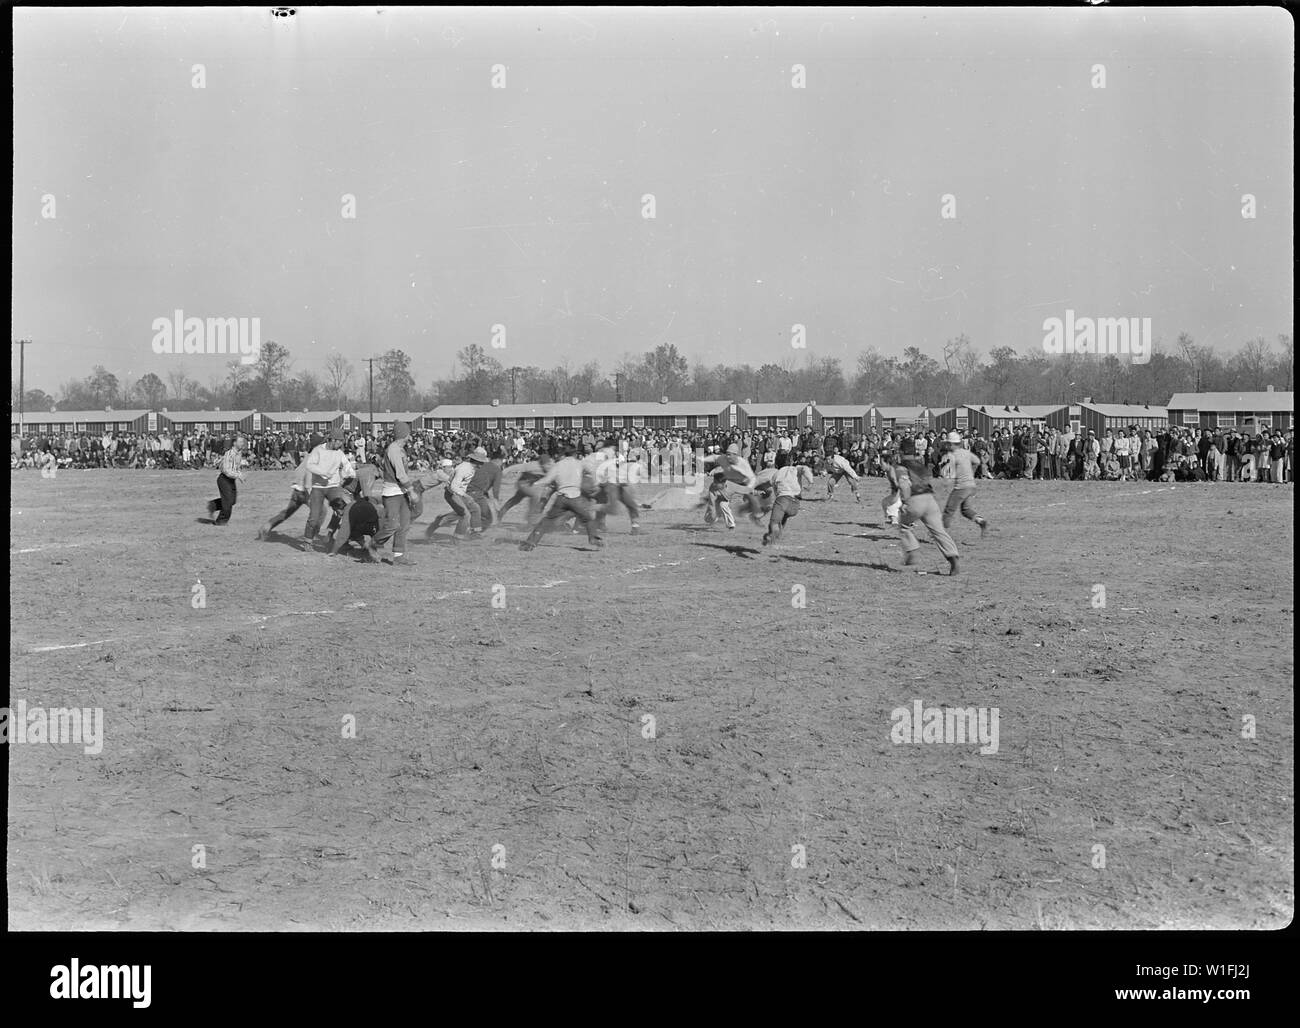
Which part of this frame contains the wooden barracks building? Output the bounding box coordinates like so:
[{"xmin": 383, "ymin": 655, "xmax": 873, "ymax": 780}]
[
  {"xmin": 422, "ymin": 399, "xmax": 733, "ymax": 433},
  {"xmin": 14, "ymin": 392, "xmax": 1290, "ymax": 439},
  {"xmin": 1165, "ymin": 389, "xmax": 1294, "ymax": 434}
]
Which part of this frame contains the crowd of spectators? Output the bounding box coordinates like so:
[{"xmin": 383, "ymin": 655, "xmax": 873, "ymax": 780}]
[{"xmin": 11, "ymin": 421, "xmax": 1293, "ymax": 484}]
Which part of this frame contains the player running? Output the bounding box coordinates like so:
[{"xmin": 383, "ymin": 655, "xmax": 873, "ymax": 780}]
[
  {"xmin": 255, "ymin": 441, "xmax": 315, "ymax": 540},
  {"xmin": 427, "ymin": 448, "xmax": 487, "ymax": 540},
  {"xmin": 701, "ymin": 443, "xmax": 758, "ymax": 530},
  {"xmin": 755, "ymin": 458, "xmax": 815, "ymax": 546},
  {"xmin": 881, "ymin": 459, "xmax": 904, "ymax": 527},
  {"xmin": 498, "ymin": 452, "xmax": 555, "ymax": 524},
  {"xmin": 937, "ymin": 430, "xmax": 990, "ymax": 539},
  {"xmin": 894, "ymin": 438, "xmax": 960, "ymax": 575},
  {"xmin": 206, "ymin": 434, "xmax": 248, "ymax": 526},
  {"xmin": 519, "ymin": 445, "xmax": 604, "ymax": 551}
]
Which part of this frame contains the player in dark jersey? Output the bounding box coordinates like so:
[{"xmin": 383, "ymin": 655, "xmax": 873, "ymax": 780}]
[
  {"xmin": 498, "ymin": 452, "xmax": 555, "ymax": 525},
  {"xmin": 895, "ymin": 439, "xmax": 960, "ymax": 575},
  {"xmin": 328, "ymin": 466, "xmax": 382, "ymax": 561}
]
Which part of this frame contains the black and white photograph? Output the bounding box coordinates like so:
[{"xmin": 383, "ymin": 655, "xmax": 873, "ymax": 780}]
[{"xmin": 8, "ymin": 3, "xmax": 1293, "ymax": 970}]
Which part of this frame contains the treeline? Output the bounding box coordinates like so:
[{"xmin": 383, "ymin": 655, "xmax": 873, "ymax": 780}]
[{"xmin": 16, "ymin": 333, "xmax": 1294, "ymax": 414}]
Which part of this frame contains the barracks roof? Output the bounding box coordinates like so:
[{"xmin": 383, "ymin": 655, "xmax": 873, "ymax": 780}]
[
  {"xmin": 18, "ymin": 409, "xmax": 153, "ymax": 422},
  {"xmin": 738, "ymin": 402, "xmax": 812, "ymax": 416},
  {"xmin": 813, "ymin": 404, "xmax": 875, "ymax": 417},
  {"xmin": 1079, "ymin": 402, "xmax": 1168, "ymax": 418},
  {"xmin": 428, "ymin": 401, "xmax": 731, "ymax": 419},
  {"xmin": 1165, "ymin": 391, "xmax": 1294, "ymax": 412},
  {"xmin": 964, "ymin": 403, "xmax": 1066, "ymax": 419}
]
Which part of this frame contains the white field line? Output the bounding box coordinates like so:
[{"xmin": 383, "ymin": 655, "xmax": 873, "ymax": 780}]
[
  {"xmin": 1041, "ymin": 485, "xmax": 1178, "ymax": 509},
  {"xmin": 11, "ymin": 543, "xmax": 96, "ymax": 554},
  {"xmin": 27, "ymin": 639, "xmax": 120, "ymax": 653},
  {"xmin": 22, "ymin": 603, "xmax": 369, "ymax": 654}
]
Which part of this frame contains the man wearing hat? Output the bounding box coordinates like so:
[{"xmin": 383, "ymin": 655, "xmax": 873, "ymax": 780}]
[
  {"xmin": 373, "ymin": 422, "xmax": 420, "ymax": 566},
  {"xmin": 466, "ymin": 446, "xmax": 504, "ymax": 532},
  {"xmin": 428, "ymin": 447, "xmax": 485, "ymax": 539},
  {"xmin": 301, "ymin": 429, "xmax": 356, "ymax": 550},
  {"xmin": 938, "ymin": 430, "xmax": 989, "ymax": 538},
  {"xmin": 895, "ymin": 438, "xmax": 961, "ymax": 575}
]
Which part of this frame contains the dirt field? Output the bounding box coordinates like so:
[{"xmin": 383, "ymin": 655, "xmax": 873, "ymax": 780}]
[{"xmin": 8, "ymin": 469, "xmax": 1294, "ymax": 930}]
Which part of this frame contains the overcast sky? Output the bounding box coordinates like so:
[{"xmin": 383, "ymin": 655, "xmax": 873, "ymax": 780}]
[{"xmin": 12, "ymin": 6, "xmax": 1294, "ymax": 394}]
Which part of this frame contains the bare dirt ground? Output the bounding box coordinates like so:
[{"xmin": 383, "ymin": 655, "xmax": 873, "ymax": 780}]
[{"xmin": 8, "ymin": 469, "xmax": 1294, "ymax": 930}]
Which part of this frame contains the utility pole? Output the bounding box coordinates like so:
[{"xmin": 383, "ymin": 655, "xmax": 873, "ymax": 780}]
[
  {"xmin": 13, "ymin": 338, "xmax": 31, "ymax": 435},
  {"xmin": 509, "ymin": 366, "xmax": 519, "ymax": 405},
  {"xmin": 364, "ymin": 357, "xmax": 377, "ymax": 438}
]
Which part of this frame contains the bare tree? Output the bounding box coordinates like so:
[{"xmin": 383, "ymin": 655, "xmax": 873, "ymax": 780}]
[
  {"xmin": 1177, "ymin": 332, "xmax": 1213, "ymax": 392},
  {"xmin": 324, "ymin": 352, "xmax": 355, "ymax": 408},
  {"xmin": 166, "ymin": 369, "xmax": 191, "ymax": 402},
  {"xmin": 1234, "ymin": 336, "xmax": 1273, "ymax": 391}
]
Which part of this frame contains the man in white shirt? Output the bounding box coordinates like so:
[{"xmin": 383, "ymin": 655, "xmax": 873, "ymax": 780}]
[
  {"xmin": 301, "ymin": 429, "xmax": 357, "ymax": 549},
  {"xmin": 761, "ymin": 461, "xmax": 815, "ymax": 546},
  {"xmin": 520, "ymin": 445, "xmax": 604, "ymax": 551}
]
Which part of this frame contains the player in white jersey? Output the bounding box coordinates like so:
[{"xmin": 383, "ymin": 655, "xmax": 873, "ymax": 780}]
[
  {"xmin": 701, "ymin": 443, "xmax": 758, "ymax": 529},
  {"xmin": 759, "ymin": 461, "xmax": 815, "ymax": 546},
  {"xmin": 591, "ymin": 444, "xmax": 641, "ymax": 536}
]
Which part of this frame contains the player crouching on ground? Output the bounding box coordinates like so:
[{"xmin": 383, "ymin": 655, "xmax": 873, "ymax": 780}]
[
  {"xmin": 327, "ymin": 465, "xmax": 383, "ymax": 562},
  {"xmin": 895, "ymin": 438, "xmax": 960, "ymax": 576},
  {"xmin": 757, "ymin": 457, "xmax": 815, "ymax": 546}
]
